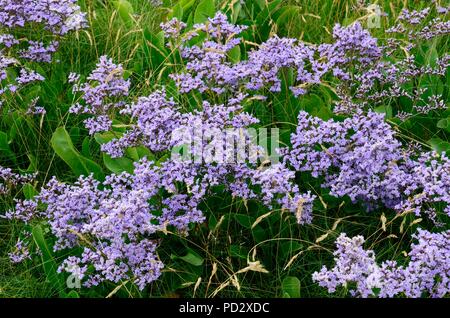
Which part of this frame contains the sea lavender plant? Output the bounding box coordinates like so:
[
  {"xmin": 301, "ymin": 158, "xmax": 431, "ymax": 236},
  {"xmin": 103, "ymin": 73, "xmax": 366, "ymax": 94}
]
[
  {"xmin": 0, "ymin": 0, "xmax": 87, "ymax": 102},
  {"xmin": 8, "ymin": 152, "xmax": 314, "ymax": 289},
  {"xmin": 284, "ymin": 110, "xmax": 407, "ymax": 208},
  {"xmin": 284, "ymin": 110, "xmax": 450, "ymax": 220},
  {"xmin": 4, "ymin": 7, "xmax": 448, "ymax": 295},
  {"xmin": 69, "ymin": 55, "xmax": 130, "ymax": 135},
  {"xmin": 163, "ymin": 12, "xmax": 322, "ymax": 97},
  {"xmin": 0, "ymin": 165, "xmax": 36, "ymax": 195},
  {"xmin": 332, "ymin": 6, "xmax": 449, "ymax": 116},
  {"xmin": 313, "ymin": 229, "xmax": 450, "ymax": 298},
  {"xmin": 163, "ymin": 9, "xmax": 448, "ymax": 118}
]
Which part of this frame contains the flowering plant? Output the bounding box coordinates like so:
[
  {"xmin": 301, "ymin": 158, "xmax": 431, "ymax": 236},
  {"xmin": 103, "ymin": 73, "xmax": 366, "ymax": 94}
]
[{"xmin": 0, "ymin": 0, "xmax": 449, "ymax": 298}]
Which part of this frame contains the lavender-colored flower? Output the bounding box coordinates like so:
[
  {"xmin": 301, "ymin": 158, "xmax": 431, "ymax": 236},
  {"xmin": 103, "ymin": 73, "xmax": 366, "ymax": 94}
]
[
  {"xmin": 318, "ymin": 22, "xmax": 381, "ymax": 81},
  {"xmin": 0, "ymin": 0, "xmax": 87, "ymax": 102},
  {"xmin": 313, "ymin": 229, "xmax": 450, "ymax": 298},
  {"xmin": 84, "ymin": 115, "xmax": 112, "ymax": 135},
  {"xmin": 26, "ymin": 98, "xmax": 46, "ymax": 115},
  {"xmin": 0, "ymin": 165, "xmax": 37, "ymax": 195},
  {"xmin": 285, "ymin": 110, "xmax": 450, "ymax": 220},
  {"xmin": 8, "ymin": 238, "xmax": 32, "ymax": 263},
  {"xmin": 70, "ymin": 55, "xmax": 130, "ymax": 115},
  {"xmin": 284, "ymin": 111, "xmax": 405, "ymax": 207},
  {"xmin": 19, "ymin": 40, "xmax": 58, "ymax": 63},
  {"xmin": 0, "ymin": 0, "xmax": 87, "ymax": 35},
  {"xmin": 68, "ymin": 72, "xmax": 80, "ymax": 83},
  {"xmin": 0, "ymin": 33, "xmax": 19, "ymax": 47},
  {"xmin": 16, "ymin": 68, "xmax": 45, "ymax": 85},
  {"xmin": 160, "ymin": 18, "xmax": 186, "ymax": 39}
]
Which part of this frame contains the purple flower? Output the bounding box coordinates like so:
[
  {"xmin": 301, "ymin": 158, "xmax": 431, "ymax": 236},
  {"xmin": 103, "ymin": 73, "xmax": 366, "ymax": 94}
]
[{"xmin": 313, "ymin": 229, "xmax": 450, "ymax": 298}]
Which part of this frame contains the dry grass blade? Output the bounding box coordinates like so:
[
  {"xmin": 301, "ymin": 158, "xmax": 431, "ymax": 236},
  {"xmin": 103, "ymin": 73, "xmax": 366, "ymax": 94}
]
[
  {"xmin": 381, "ymin": 213, "xmax": 387, "ymax": 232},
  {"xmin": 295, "ymin": 198, "xmax": 306, "ymax": 223},
  {"xmin": 236, "ymin": 260, "xmax": 269, "ymax": 275},
  {"xmin": 315, "ymin": 232, "xmax": 329, "ymax": 243},
  {"xmin": 205, "ymin": 262, "xmax": 217, "ymax": 297},
  {"xmin": 193, "ymin": 277, "xmax": 202, "ymax": 297},
  {"xmin": 251, "ymin": 211, "xmax": 273, "ymax": 229},
  {"xmin": 106, "ymin": 280, "xmax": 129, "ymax": 298},
  {"xmin": 210, "ymin": 281, "xmax": 230, "ymax": 298},
  {"xmin": 410, "ymin": 218, "xmax": 423, "ymax": 226}
]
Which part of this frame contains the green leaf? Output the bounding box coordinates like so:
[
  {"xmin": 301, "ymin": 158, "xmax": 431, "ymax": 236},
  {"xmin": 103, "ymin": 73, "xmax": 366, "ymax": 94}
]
[
  {"xmin": 0, "ymin": 131, "xmax": 16, "ymax": 163},
  {"xmin": 23, "ymin": 183, "xmax": 38, "ymax": 200},
  {"xmin": 95, "ymin": 132, "xmax": 153, "ymax": 172},
  {"xmin": 300, "ymin": 94, "xmax": 332, "ymax": 121},
  {"xmin": 233, "ymin": 214, "xmax": 254, "ymax": 229},
  {"xmin": 143, "ymin": 29, "xmax": 168, "ymax": 70},
  {"xmin": 228, "ymin": 45, "xmax": 241, "ymax": 63},
  {"xmin": 51, "ymin": 127, "xmax": 104, "ymax": 180},
  {"xmin": 103, "ymin": 153, "xmax": 135, "ymax": 174},
  {"xmin": 178, "ymin": 249, "xmax": 204, "ymax": 266},
  {"xmin": 425, "ymin": 40, "xmax": 439, "ymax": 67},
  {"xmin": 374, "ymin": 105, "xmax": 393, "ymax": 119},
  {"xmin": 181, "ymin": 0, "xmax": 196, "ymax": 13},
  {"xmin": 170, "ymin": 2, "xmax": 184, "ymax": 20},
  {"xmin": 26, "ymin": 154, "xmax": 38, "ymax": 173},
  {"xmin": 194, "ymin": 0, "xmax": 215, "ymax": 23},
  {"xmin": 63, "ymin": 290, "xmax": 80, "ymax": 298},
  {"xmin": 113, "ymin": 0, "xmax": 134, "ymax": 26},
  {"xmin": 251, "ymin": 224, "xmax": 267, "ymax": 243},
  {"xmin": 69, "ymin": 127, "xmax": 81, "ymax": 145},
  {"xmin": 282, "ymin": 276, "xmax": 301, "ymax": 298},
  {"xmin": 232, "ymin": 4, "xmax": 241, "ymax": 23},
  {"xmin": 429, "ymin": 137, "xmax": 450, "ymax": 154},
  {"xmin": 135, "ymin": 146, "xmax": 154, "ymax": 160},
  {"xmin": 81, "ymin": 136, "xmax": 91, "ymax": 158},
  {"xmin": 32, "ymin": 224, "xmax": 64, "ymax": 293},
  {"xmin": 437, "ymin": 118, "xmax": 450, "ymax": 132},
  {"xmin": 94, "ymin": 131, "xmax": 116, "ymax": 144},
  {"xmin": 230, "ymin": 244, "xmax": 249, "ymax": 260}
]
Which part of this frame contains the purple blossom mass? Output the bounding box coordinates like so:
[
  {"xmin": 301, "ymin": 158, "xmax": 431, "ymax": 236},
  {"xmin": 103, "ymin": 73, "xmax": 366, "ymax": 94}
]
[
  {"xmin": 284, "ymin": 110, "xmax": 450, "ymax": 220},
  {"xmin": 1, "ymin": 4, "xmax": 449, "ymax": 297},
  {"xmin": 0, "ymin": 0, "xmax": 87, "ymax": 101},
  {"xmin": 313, "ymin": 229, "xmax": 450, "ymax": 298}
]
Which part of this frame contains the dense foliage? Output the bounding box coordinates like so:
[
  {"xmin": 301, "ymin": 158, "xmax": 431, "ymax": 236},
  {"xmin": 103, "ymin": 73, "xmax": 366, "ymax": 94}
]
[{"xmin": 0, "ymin": 0, "xmax": 449, "ymax": 298}]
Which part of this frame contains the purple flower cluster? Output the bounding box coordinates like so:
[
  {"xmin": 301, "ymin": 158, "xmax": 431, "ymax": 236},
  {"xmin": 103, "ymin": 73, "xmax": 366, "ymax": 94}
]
[
  {"xmin": 397, "ymin": 152, "xmax": 450, "ymax": 219},
  {"xmin": 0, "ymin": 0, "xmax": 87, "ymax": 102},
  {"xmin": 4, "ymin": 8, "xmax": 449, "ymax": 294},
  {"xmin": 284, "ymin": 111, "xmax": 450, "ymax": 220},
  {"xmin": 318, "ymin": 22, "xmax": 381, "ymax": 81},
  {"xmin": 163, "ymin": 13, "xmax": 320, "ymax": 96},
  {"xmin": 0, "ymin": 0, "xmax": 86, "ymax": 35},
  {"xmin": 88, "ymin": 78, "xmax": 315, "ymax": 223},
  {"xmin": 11, "ymin": 154, "xmax": 313, "ymax": 288},
  {"xmin": 334, "ymin": 6, "xmax": 450, "ymax": 116},
  {"xmin": 0, "ymin": 165, "xmax": 36, "ymax": 195},
  {"xmin": 164, "ymin": 10, "xmax": 448, "ymax": 119},
  {"xmin": 8, "ymin": 238, "xmax": 32, "ymax": 263},
  {"xmin": 284, "ymin": 111, "xmax": 405, "ymax": 207},
  {"xmin": 34, "ymin": 174, "xmax": 164, "ymax": 289},
  {"xmin": 4, "ymin": 41, "xmax": 319, "ymax": 287},
  {"xmin": 313, "ymin": 229, "xmax": 450, "ymax": 297},
  {"xmin": 390, "ymin": 7, "xmax": 450, "ymax": 40},
  {"xmin": 19, "ymin": 40, "xmax": 58, "ymax": 63},
  {"xmin": 100, "ymin": 89, "xmax": 180, "ymax": 155},
  {"xmin": 69, "ymin": 56, "xmax": 130, "ymax": 135}
]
